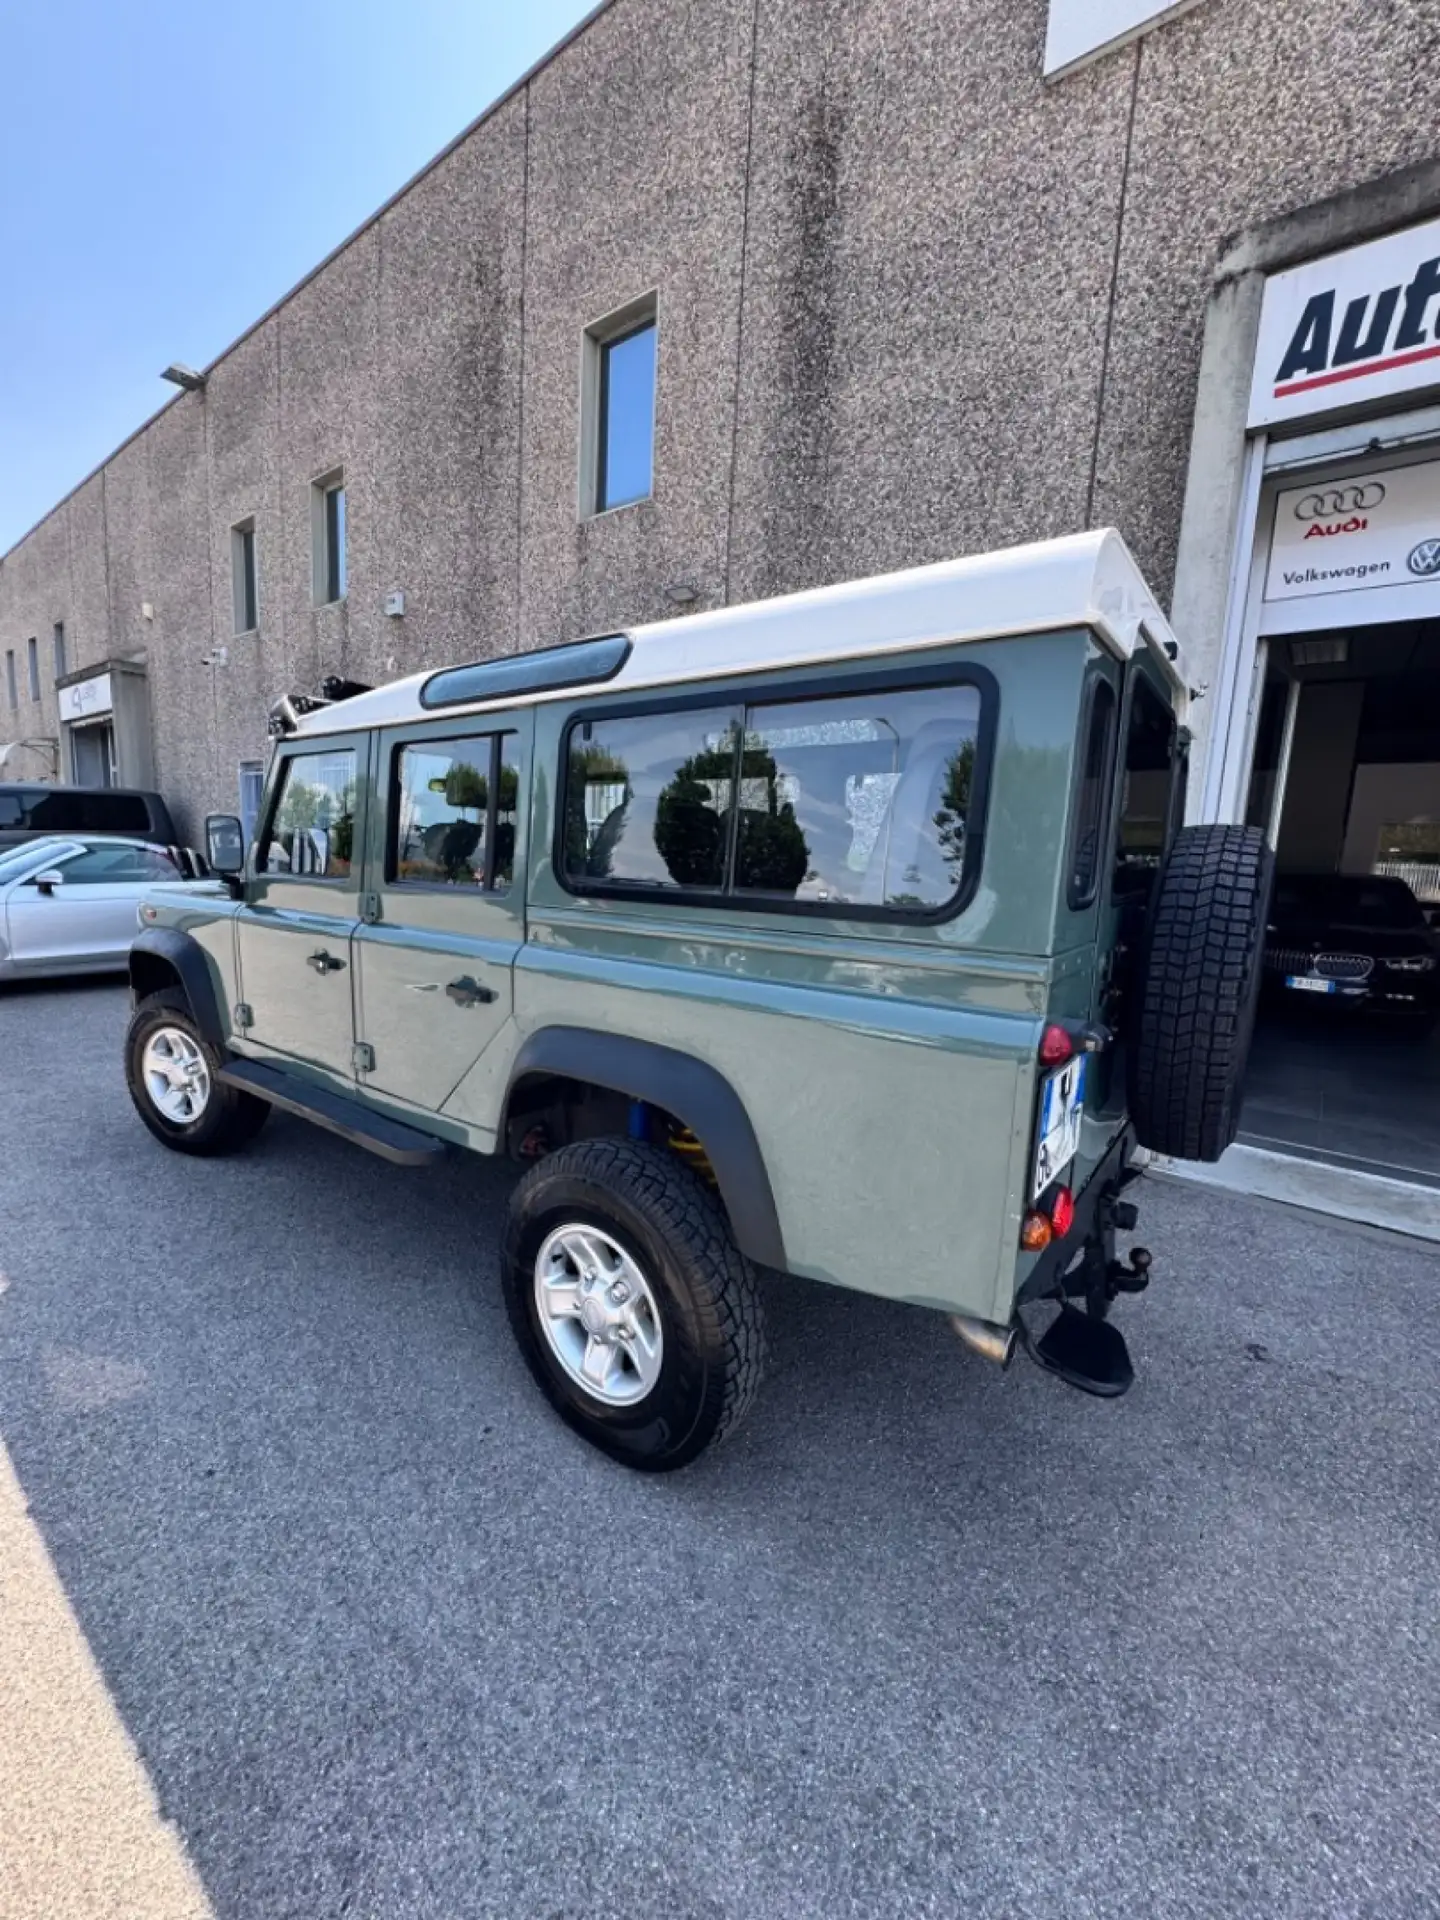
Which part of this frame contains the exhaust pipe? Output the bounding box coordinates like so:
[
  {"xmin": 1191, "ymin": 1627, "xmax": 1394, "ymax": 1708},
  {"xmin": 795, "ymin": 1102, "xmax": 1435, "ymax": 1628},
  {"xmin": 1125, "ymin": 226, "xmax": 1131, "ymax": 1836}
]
[{"xmin": 949, "ymin": 1313, "xmax": 1018, "ymax": 1369}]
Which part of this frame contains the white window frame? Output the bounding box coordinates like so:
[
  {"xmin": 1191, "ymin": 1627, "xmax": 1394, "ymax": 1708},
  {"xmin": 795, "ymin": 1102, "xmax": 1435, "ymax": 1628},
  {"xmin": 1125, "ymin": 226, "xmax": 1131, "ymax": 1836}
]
[
  {"xmin": 1044, "ymin": 0, "xmax": 1209, "ymax": 81},
  {"xmin": 239, "ymin": 759, "xmax": 265, "ymax": 847},
  {"xmin": 578, "ymin": 292, "xmax": 658, "ymax": 520},
  {"xmin": 231, "ymin": 517, "xmax": 258, "ymax": 634},
  {"xmin": 310, "ymin": 469, "xmax": 347, "ymax": 606}
]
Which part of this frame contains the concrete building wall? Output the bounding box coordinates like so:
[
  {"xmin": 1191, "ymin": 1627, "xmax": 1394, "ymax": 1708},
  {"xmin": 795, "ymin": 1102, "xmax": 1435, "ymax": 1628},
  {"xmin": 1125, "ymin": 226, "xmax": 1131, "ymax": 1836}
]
[{"xmin": 3, "ymin": 0, "xmax": 1438, "ymax": 838}]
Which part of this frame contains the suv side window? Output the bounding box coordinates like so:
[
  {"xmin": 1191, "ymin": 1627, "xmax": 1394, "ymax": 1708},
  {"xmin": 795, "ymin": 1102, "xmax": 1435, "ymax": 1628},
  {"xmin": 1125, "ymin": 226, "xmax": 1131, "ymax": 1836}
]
[
  {"xmin": 565, "ymin": 707, "xmax": 740, "ymax": 892},
  {"xmin": 1069, "ymin": 675, "xmax": 1117, "ymax": 908},
  {"xmin": 561, "ymin": 677, "xmax": 987, "ymax": 916},
  {"xmin": 1113, "ymin": 676, "xmax": 1179, "ymax": 901},
  {"xmin": 259, "ymin": 750, "xmax": 358, "ymax": 878},
  {"xmin": 49, "ymin": 844, "xmax": 181, "ymax": 884},
  {"xmin": 392, "ymin": 733, "xmax": 520, "ymax": 890}
]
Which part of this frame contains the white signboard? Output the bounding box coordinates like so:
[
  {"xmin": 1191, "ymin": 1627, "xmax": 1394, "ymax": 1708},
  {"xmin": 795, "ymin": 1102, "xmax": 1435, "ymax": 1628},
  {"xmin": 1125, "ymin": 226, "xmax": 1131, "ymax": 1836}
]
[
  {"xmin": 1266, "ymin": 460, "xmax": 1440, "ymax": 603},
  {"xmin": 1250, "ymin": 216, "xmax": 1440, "ymax": 428},
  {"xmin": 1044, "ymin": 0, "xmax": 1207, "ymax": 80},
  {"xmin": 58, "ymin": 673, "xmax": 112, "ymax": 722}
]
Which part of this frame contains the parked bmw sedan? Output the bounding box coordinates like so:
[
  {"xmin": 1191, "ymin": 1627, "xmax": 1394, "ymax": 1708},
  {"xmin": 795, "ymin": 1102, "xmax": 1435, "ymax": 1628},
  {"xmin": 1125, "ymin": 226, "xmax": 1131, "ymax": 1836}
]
[
  {"xmin": 1263, "ymin": 873, "xmax": 1440, "ymax": 1019},
  {"xmin": 0, "ymin": 836, "xmax": 210, "ymax": 983}
]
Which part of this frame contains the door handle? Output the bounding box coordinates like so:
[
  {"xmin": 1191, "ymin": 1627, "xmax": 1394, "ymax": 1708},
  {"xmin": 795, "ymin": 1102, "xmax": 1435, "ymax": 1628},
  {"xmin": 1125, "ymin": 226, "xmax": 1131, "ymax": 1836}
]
[
  {"xmin": 446, "ymin": 975, "xmax": 498, "ymax": 1008},
  {"xmin": 307, "ymin": 949, "xmax": 346, "ymax": 974}
]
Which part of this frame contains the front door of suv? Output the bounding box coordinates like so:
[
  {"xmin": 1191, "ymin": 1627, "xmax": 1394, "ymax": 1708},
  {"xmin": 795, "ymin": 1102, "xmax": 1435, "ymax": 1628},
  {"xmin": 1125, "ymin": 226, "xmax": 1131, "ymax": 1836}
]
[
  {"xmin": 236, "ymin": 735, "xmax": 371, "ymax": 1079},
  {"xmin": 352, "ymin": 715, "xmax": 530, "ymax": 1115}
]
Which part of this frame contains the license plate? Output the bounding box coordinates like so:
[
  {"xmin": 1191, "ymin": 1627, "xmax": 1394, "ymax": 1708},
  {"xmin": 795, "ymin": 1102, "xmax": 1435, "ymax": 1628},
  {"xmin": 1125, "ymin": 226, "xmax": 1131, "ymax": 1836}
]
[
  {"xmin": 1286, "ymin": 975, "xmax": 1336, "ymax": 994},
  {"xmin": 1033, "ymin": 1058, "xmax": 1087, "ymax": 1201}
]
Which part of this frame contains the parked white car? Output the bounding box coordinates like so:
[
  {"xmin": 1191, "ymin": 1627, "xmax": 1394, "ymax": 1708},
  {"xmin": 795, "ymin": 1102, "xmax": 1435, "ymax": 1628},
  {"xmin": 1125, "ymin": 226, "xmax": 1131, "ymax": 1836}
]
[{"xmin": 0, "ymin": 837, "xmax": 211, "ymax": 983}]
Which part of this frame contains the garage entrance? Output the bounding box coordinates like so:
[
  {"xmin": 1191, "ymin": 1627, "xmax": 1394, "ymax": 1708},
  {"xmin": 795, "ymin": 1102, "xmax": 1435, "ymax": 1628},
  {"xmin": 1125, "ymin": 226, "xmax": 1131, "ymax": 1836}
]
[{"xmin": 1239, "ymin": 615, "xmax": 1440, "ymax": 1185}]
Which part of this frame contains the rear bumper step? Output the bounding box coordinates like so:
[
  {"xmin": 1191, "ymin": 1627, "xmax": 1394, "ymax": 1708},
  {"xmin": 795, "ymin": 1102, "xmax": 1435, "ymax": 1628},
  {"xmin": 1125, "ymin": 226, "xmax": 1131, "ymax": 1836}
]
[{"xmin": 217, "ymin": 1059, "xmax": 446, "ymax": 1166}]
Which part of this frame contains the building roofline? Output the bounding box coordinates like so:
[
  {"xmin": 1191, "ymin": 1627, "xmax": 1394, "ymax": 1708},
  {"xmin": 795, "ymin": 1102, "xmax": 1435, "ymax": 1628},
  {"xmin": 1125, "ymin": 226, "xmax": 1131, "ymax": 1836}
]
[{"xmin": 2, "ymin": 0, "xmax": 619, "ymax": 568}]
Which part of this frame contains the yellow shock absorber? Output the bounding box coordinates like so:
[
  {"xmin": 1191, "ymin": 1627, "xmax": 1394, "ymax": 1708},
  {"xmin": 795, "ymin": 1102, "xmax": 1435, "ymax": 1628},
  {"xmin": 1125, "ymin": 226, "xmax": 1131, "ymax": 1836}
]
[{"xmin": 669, "ymin": 1124, "xmax": 717, "ymax": 1186}]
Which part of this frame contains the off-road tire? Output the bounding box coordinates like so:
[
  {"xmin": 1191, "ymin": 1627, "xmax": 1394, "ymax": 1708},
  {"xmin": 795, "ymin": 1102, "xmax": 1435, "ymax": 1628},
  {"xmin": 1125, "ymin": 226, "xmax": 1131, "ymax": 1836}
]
[
  {"xmin": 125, "ymin": 989, "xmax": 271, "ymax": 1156},
  {"xmin": 501, "ymin": 1138, "xmax": 766, "ymax": 1472},
  {"xmin": 1129, "ymin": 824, "xmax": 1274, "ymax": 1163}
]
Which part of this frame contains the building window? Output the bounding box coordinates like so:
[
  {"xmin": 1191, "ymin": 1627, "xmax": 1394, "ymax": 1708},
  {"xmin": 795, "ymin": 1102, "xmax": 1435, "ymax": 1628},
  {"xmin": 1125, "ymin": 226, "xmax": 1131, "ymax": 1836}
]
[
  {"xmin": 1044, "ymin": 1, "xmax": 1209, "ymax": 80},
  {"xmin": 4, "ymin": 651, "xmax": 15, "ymax": 712},
  {"xmin": 52, "ymin": 622, "xmax": 66, "ymax": 680},
  {"xmin": 311, "ymin": 471, "xmax": 346, "ymax": 605},
  {"xmin": 580, "ymin": 296, "xmax": 657, "ymax": 517},
  {"xmin": 26, "ymin": 638, "xmax": 40, "ymax": 702},
  {"xmin": 231, "ymin": 520, "xmax": 258, "ymax": 633}
]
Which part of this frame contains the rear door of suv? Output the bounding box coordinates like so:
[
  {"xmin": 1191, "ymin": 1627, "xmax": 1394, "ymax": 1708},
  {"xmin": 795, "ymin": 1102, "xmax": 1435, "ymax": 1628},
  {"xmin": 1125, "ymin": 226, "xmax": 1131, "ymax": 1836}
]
[{"xmin": 351, "ymin": 712, "xmax": 530, "ymax": 1115}]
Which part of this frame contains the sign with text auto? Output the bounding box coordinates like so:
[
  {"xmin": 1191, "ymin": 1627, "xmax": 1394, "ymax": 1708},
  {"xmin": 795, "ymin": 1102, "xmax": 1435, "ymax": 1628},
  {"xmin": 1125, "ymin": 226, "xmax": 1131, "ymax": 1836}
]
[
  {"xmin": 1265, "ymin": 460, "xmax": 1440, "ymax": 603},
  {"xmin": 1250, "ymin": 217, "xmax": 1440, "ymax": 428}
]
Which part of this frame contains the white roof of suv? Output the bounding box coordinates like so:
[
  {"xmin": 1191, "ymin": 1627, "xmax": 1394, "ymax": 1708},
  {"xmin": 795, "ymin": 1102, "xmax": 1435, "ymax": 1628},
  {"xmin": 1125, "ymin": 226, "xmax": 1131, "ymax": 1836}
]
[{"xmin": 294, "ymin": 528, "xmax": 1187, "ymax": 739}]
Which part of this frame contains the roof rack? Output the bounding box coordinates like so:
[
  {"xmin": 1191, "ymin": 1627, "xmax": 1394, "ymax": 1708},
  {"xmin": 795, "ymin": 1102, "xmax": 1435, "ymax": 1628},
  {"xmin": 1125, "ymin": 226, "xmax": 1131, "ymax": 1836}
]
[{"xmin": 267, "ymin": 676, "xmax": 374, "ymax": 738}]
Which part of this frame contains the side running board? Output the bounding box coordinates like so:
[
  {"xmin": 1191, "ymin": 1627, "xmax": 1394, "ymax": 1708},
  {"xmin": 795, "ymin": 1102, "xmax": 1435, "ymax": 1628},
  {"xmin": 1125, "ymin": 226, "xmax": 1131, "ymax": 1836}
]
[{"xmin": 217, "ymin": 1058, "xmax": 446, "ymax": 1166}]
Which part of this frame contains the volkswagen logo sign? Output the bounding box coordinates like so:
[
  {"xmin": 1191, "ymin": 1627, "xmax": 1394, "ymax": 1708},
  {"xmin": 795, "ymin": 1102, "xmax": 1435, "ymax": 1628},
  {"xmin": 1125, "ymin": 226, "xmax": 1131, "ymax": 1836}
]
[
  {"xmin": 1293, "ymin": 483, "xmax": 1387, "ymax": 521},
  {"xmin": 1407, "ymin": 538, "xmax": 1440, "ymax": 579}
]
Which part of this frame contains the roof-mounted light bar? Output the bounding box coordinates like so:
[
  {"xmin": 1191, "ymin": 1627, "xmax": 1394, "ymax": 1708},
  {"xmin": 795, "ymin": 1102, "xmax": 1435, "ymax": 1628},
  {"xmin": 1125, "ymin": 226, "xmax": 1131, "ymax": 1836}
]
[{"xmin": 420, "ymin": 633, "xmax": 632, "ymax": 712}]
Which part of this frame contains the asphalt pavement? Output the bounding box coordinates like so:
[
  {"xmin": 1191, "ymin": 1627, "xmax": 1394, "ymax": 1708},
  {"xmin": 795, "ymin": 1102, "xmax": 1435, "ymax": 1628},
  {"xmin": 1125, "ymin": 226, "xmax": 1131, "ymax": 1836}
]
[{"xmin": 1, "ymin": 980, "xmax": 1438, "ymax": 1920}]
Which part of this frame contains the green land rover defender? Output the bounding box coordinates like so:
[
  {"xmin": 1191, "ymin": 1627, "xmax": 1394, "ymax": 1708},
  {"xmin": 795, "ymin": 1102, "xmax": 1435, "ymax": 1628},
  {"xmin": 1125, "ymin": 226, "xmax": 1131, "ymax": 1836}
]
[{"xmin": 125, "ymin": 531, "xmax": 1272, "ymax": 1470}]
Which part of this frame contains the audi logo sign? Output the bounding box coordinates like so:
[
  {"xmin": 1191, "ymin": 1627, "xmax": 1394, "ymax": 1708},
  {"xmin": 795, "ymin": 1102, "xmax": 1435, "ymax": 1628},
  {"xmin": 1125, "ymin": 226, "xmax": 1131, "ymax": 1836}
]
[
  {"xmin": 1251, "ymin": 213, "xmax": 1440, "ymax": 427},
  {"xmin": 1266, "ymin": 458, "xmax": 1440, "ymax": 604},
  {"xmin": 1293, "ymin": 484, "xmax": 1387, "ymax": 522}
]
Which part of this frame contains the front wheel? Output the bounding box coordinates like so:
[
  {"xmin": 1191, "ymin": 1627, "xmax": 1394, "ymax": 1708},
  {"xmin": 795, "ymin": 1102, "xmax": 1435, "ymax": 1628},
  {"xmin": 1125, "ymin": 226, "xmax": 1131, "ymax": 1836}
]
[
  {"xmin": 125, "ymin": 989, "xmax": 270, "ymax": 1155},
  {"xmin": 500, "ymin": 1139, "xmax": 766, "ymax": 1471}
]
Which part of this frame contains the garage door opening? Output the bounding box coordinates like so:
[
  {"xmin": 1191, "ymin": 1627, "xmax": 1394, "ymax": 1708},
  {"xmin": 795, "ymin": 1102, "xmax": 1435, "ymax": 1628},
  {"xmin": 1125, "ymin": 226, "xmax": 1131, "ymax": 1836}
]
[{"xmin": 1240, "ymin": 617, "xmax": 1440, "ymax": 1186}]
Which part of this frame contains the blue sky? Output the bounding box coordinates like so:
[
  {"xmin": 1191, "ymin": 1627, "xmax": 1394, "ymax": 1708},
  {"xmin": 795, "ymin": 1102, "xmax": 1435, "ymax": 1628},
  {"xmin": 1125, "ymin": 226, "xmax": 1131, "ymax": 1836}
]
[{"xmin": 0, "ymin": 0, "xmax": 596, "ymax": 553}]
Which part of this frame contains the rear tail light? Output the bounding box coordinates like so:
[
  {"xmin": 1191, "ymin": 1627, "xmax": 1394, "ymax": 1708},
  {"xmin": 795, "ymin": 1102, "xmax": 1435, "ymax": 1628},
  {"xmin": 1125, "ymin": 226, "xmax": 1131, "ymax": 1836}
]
[
  {"xmin": 1038, "ymin": 1024, "xmax": 1074, "ymax": 1067},
  {"xmin": 1050, "ymin": 1187, "xmax": 1075, "ymax": 1239}
]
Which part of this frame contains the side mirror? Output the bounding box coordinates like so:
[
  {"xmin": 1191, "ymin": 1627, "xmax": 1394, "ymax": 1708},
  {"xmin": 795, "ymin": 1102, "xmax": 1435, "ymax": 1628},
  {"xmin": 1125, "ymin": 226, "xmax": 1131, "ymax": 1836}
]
[
  {"xmin": 204, "ymin": 814, "xmax": 246, "ymax": 876},
  {"xmin": 33, "ymin": 870, "xmax": 65, "ymax": 896}
]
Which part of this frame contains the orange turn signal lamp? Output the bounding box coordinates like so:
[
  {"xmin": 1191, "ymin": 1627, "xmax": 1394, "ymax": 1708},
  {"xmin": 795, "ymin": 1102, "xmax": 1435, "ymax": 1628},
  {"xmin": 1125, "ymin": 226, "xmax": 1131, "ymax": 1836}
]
[{"xmin": 1021, "ymin": 1185, "xmax": 1075, "ymax": 1252}]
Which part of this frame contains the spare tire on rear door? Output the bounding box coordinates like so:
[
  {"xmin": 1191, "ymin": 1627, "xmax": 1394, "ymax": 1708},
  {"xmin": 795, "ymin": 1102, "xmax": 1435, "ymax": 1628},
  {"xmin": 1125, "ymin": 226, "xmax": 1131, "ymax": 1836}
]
[{"xmin": 1128, "ymin": 824, "xmax": 1274, "ymax": 1163}]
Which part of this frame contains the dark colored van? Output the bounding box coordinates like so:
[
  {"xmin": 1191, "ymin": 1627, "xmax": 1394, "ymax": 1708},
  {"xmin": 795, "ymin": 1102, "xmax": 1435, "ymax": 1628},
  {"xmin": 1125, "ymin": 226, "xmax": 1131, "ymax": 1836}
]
[{"xmin": 0, "ymin": 784, "xmax": 178, "ymax": 850}]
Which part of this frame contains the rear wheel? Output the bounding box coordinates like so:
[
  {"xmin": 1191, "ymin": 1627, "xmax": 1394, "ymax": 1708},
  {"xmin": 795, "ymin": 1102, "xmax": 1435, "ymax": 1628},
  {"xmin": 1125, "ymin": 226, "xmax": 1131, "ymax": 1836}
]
[
  {"xmin": 501, "ymin": 1138, "xmax": 766, "ymax": 1472},
  {"xmin": 125, "ymin": 989, "xmax": 270, "ymax": 1155},
  {"xmin": 1129, "ymin": 824, "xmax": 1274, "ymax": 1163}
]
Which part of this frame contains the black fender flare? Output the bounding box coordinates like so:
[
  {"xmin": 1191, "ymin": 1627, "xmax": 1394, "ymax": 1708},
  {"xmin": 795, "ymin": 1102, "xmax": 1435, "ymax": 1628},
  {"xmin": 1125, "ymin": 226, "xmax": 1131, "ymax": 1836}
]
[
  {"xmin": 503, "ymin": 1026, "xmax": 787, "ymax": 1272},
  {"xmin": 129, "ymin": 928, "xmax": 228, "ymax": 1052}
]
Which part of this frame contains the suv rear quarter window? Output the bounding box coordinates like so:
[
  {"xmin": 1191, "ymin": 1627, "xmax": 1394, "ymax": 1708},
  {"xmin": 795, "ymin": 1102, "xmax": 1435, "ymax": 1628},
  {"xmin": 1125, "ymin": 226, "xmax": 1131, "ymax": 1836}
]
[{"xmin": 561, "ymin": 676, "xmax": 988, "ymax": 918}]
